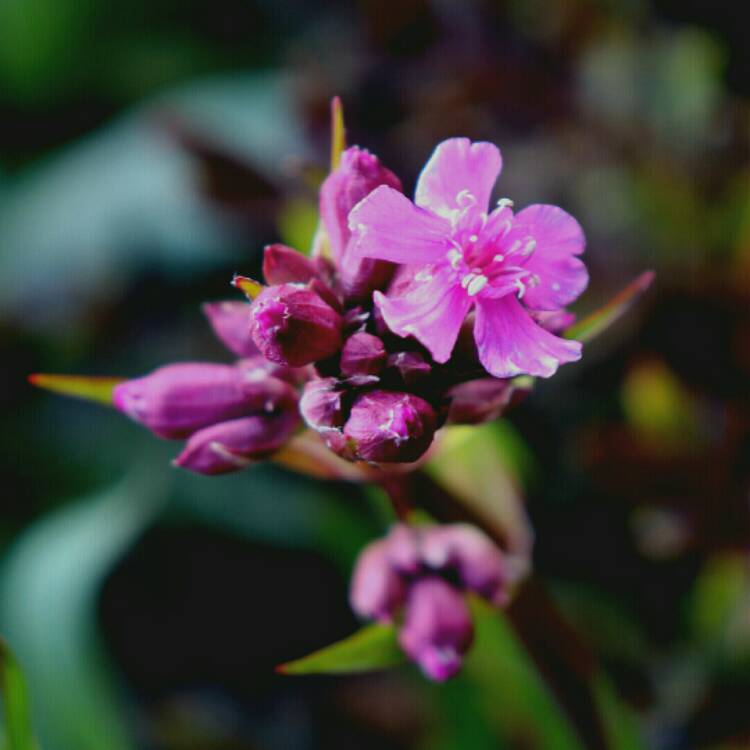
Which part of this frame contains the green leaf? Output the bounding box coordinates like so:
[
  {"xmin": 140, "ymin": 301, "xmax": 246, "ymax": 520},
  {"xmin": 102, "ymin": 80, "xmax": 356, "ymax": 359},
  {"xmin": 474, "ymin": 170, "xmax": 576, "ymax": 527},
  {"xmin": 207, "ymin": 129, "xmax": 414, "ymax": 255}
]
[
  {"xmin": 564, "ymin": 270, "xmax": 655, "ymax": 343},
  {"xmin": 0, "ymin": 638, "xmax": 36, "ymax": 750},
  {"xmin": 0, "ymin": 472, "xmax": 165, "ymax": 750},
  {"xmin": 278, "ymin": 622, "xmax": 404, "ymax": 675},
  {"xmin": 464, "ymin": 596, "xmax": 585, "ymax": 749},
  {"xmin": 28, "ymin": 373, "xmax": 124, "ymax": 406},
  {"xmin": 424, "ymin": 422, "xmax": 535, "ymax": 572}
]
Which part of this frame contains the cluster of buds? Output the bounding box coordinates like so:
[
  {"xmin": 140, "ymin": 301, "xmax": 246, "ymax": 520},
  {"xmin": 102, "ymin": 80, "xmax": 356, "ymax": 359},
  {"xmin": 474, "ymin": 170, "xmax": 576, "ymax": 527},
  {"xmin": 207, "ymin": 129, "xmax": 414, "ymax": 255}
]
[
  {"xmin": 109, "ymin": 129, "xmax": 586, "ymax": 472},
  {"xmin": 112, "ymin": 302, "xmax": 302, "ymax": 474},
  {"xmin": 350, "ymin": 523, "xmax": 508, "ymax": 680}
]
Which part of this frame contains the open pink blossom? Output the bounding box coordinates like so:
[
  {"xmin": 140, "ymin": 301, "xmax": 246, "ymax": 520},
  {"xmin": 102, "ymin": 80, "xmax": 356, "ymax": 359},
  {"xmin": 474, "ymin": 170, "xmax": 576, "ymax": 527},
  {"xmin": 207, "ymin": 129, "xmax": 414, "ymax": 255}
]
[{"xmin": 348, "ymin": 138, "xmax": 588, "ymax": 378}]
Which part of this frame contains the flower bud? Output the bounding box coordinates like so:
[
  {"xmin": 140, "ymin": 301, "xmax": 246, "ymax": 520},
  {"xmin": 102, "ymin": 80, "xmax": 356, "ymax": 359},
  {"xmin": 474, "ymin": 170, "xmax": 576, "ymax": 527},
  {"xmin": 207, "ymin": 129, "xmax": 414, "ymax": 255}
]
[
  {"xmin": 446, "ymin": 378, "xmax": 516, "ymax": 425},
  {"xmin": 320, "ymin": 147, "xmax": 402, "ymax": 262},
  {"xmin": 320, "ymin": 146, "xmax": 402, "ymax": 301},
  {"xmin": 235, "ymin": 355, "xmax": 309, "ymax": 386},
  {"xmin": 340, "ymin": 332, "xmax": 386, "ymax": 378},
  {"xmin": 350, "ymin": 539, "xmax": 407, "ymax": 622},
  {"xmin": 262, "ymin": 243, "xmax": 319, "ymax": 285},
  {"xmin": 250, "ymin": 284, "xmax": 343, "ymax": 367},
  {"xmin": 384, "ymin": 524, "xmax": 421, "ymax": 574},
  {"xmin": 344, "ymin": 391, "xmax": 438, "ymax": 463},
  {"xmin": 386, "ymin": 351, "xmax": 432, "ymax": 386},
  {"xmin": 173, "ymin": 407, "xmax": 299, "ymax": 475},
  {"xmin": 299, "ymin": 377, "xmax": 345, "ymax": 431},
  {"xmin": 421, "ymin": 524, "xmax": 508, "ymax": 606},
  {"xmin": 202, "ymin": 301, "xmax": 257, "ymax": 358},
  {"xmin": 112, "ymin": 363, "xmax": 294, "ymax": 439},
  {"xmin": 399, "ymin": 578, "xmax": 474, "ymax": 682}
]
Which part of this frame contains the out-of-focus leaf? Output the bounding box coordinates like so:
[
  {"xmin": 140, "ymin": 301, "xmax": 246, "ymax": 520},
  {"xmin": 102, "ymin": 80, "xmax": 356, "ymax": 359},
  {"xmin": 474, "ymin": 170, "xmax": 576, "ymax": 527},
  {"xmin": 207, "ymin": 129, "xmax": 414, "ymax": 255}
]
[
  {"xmin": 330, "ymin": 96, "xmax": 346, "ymax": 170},
  {"xmin": 0, "ymin": 473, "xmax": 165, "ymax": 750},
  {"xmin": 564, "ymin": 271, "xmax": 655, "ymax": 344},
  {"xmin": 590, "ymin": 673, "xmax": 642, "ymax": 750},
  {"xmin": 28, "ymin": 374, "xmax": 123, "ymax": 407},
  {"xmin": 621, "ymin": 359, "xmax": 700, "ymax": 449},
  {"xmin": 0, "ymin": 638, "xmax": 36, "ymax": 750},
  {"xmin": 278, "ymin": 198, "xmax": 319, "ymax": 254},
  {"xmin": 425, "ymin": 422, "xmax": 535, "ymax": 575},
  {"xmin": 277, "ymin": 623, "xmax": 404, "ymax": 675},
  {"xmin": 464, "ymin": 596, "xmax": 584, "ymax": 749},
  {"xmin": 0, "ymin": 73, "xmax": 308, "ymax": 332},
  {"xmin": 689, "ymin": 553, "xmax": 747, "ymax": 648}
]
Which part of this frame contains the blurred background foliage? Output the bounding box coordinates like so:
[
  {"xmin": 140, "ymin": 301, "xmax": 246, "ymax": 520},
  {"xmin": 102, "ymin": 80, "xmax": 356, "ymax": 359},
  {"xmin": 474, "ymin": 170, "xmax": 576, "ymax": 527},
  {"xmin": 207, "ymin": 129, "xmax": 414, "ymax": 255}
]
[{"xmin": 2, "ymin": 0, "xmax": 750, "ymax": 747}]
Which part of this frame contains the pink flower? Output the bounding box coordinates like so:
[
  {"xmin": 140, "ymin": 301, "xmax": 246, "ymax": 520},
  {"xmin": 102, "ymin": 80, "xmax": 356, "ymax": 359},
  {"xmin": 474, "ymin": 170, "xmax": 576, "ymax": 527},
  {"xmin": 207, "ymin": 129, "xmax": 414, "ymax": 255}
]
[{"xmin": 348, "ymin": 138, "xmax": 588, "ymax": 378}]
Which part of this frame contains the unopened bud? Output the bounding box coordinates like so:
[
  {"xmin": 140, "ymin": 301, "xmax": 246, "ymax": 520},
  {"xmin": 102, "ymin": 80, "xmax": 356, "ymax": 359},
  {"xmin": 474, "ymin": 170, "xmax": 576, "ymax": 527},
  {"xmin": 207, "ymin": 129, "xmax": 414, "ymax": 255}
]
[
  {"xmin": 112, "ymin": 362, "xmax": 294, "ymax": 439},
  {"xmin": 344, "ymin": 390, "xmax": 437, "ymax": 463},
  {"xmin": 399, "ymin": 577, "xmax": 474, "ymax": 682},
  {"xmin": 299, "ymin": 377, "xmax": 345, "ymax": 431},
  {"xmin": 320, "ymin": 146, "xmax": 402, "ymax": 262},
  {"xmin": 386, "ymin": 351, "xmax": 432, "ymax": 386},
  {"xmin": 340, "ymin": 332, "xmax": 386, "ymax": 378},
  {"xmin": 262, "ymin": 243, "xmax": 319, "ymax": 285},
  {"xmin": 173, "ymin": 407, "xmax": 299, "ymax": 475},
  {"xmin": 320, "ymin": 146, "xmax": 402, "ymax": 301},
  {"xmin": 202, "ymin": 301, "xmax": 257, "ymax": 358},
  {"xmin": 250, "ymin": 284, "xmax": 343, "ymax": 367},
  {"xmin": 446, "ymin": 378, "xmax": 517, "ymax": 425},
  {"xmin": 350, "ymin": 539, "xmax": 407, "ymax": 622},
  {"xmin": 421, "ymin": 524, "xmax": 508, "ymax": 606}
]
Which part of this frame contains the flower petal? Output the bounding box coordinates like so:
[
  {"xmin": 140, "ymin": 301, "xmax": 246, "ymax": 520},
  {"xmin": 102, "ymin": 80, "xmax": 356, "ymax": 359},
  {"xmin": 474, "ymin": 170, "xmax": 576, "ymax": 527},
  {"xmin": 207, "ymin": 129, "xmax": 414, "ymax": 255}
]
[
  {"xmin": 374, "ymin": 265, "xmax": 471, "ymax": 364},
  {"xmin": 349, "ymin": 185, "xmax": 452, "ymax": 265},
  {"xmin": 475, "ymin": 295, "xmax": 582, "ymax": 378},
  {"xmin": 415, "ymin": 138, "xmax": 502, "ymax": 218},
  {"xmin": 512, "ymin": 204, "xmax": 588, "ymax": 311}
]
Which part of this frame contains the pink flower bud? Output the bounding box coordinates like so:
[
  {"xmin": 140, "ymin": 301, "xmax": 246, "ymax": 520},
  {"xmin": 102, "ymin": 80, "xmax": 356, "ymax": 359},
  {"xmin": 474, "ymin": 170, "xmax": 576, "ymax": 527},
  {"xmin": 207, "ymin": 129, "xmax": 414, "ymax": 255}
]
[
  {"xmin": 386, "ymin": 351, "xmax": 432, "ymax": 386},
  {"xmin": 173, "ymin": 406, "xmax": 299, "ymax": 475},
  {"xmin": 344, "ymin": 390, "xmax": 437, "ymax": 463},
  {"xmin": 399, "ymin": 578, "xmax": 474, "ymax": 682},
  {"xmin": 250, "ymin": 284, "xmax": 343, "ymax": 367},
  {"xmin": 320, "ymin": 147, "xmax": 402, "ymax": 262},
  {"xmin": 299, "ymin": 377, "xmax": 345, "ymax": 431},
  {"xmin": 340, "ymin": 332, "xmax": 386, "ymax": 378},
  {"xmin": 262, "ymin": 243, "xmax": 319, "ymax": 285},
  {"xmin": 349, "ymin": 539, "xmax": 407, "ymax": 622},
  {"xmin": 446, "ymin": 378, "xmax": 517, "ymax": 425},
  {"xmin": 320, "ymin": 146, "xmax": 402, "ymax": 301},
  {"xmin": 202, "ymin": 301, "xmax": 257, "ymax": 358},
  {"xmin": 421, "ymin": 524, "xmax": 508, "ymax": 606},
  {"xmin": 235, "ymin": 355, "xmax": 310, "ymax": 386},
  {"xmin": 384, "ymin": 524, "xmax": 421, "ymax": 574},
  {"xmin": 112, "ymin": 363, "xmax": 294, "ymax": 439}
]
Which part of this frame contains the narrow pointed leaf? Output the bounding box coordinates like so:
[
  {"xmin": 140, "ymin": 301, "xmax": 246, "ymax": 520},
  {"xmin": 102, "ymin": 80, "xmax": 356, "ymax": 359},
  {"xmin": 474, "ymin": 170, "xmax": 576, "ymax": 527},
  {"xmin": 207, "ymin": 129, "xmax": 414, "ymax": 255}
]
[
  {"xmin": 0, "ymin": 638, "xmax": 37, "ymax": 750},
  {"xmin": 28, "ymin": 374, "xmax": 124, "ymax": 406},
  {"xmin": 330, "ymin": 96, "xmax": 346, "ymax": 171},
  {"xmin": 278, "ymin": 622, "xmax": 404, "ymax": 675},
  {"xmin": 564, "ymin": 271, "xmax": 655, "ymax": 343}
]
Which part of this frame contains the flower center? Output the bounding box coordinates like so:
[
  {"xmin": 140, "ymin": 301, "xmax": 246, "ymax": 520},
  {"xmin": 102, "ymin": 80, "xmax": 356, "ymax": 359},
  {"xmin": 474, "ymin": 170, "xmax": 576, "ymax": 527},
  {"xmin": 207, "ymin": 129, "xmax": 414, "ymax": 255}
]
[{"xmin": 447, "ymin": 197, "xmax": 540, "ymax": 300}]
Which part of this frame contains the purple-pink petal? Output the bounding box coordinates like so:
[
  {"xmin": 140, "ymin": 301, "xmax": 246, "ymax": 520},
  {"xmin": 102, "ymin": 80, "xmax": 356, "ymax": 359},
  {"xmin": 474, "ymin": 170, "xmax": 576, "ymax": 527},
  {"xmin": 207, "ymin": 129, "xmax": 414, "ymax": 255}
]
[
  {"xmin": 474, "ymin": 295, "xmax": 582, "ymax": 378},
  {"xmin": 511, "ymin": 204, "xmax": 588, "ymax": 311},
  {"xmin": 415, "ymin": 138, "xmax": 502, "ymax": 219},
  {"xmin": 349, "ymin": 539, "xmax": 407, "ymax": 622},
  {"xmin": 374, "ymin": 265, "xmax": 472, "ymax": 363},
  {"xmin": 348, "ymin": 185, "xmax": 452, "ymax": 265},
  {"xmin": 399, "ymin": 577, "xmax": 474, "ymax": 682}
]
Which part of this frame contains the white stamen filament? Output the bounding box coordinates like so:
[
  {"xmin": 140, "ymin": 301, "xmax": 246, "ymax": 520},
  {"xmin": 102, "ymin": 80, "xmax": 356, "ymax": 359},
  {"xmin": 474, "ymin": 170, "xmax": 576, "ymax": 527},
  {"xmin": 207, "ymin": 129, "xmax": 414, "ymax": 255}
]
[{"xmin": 496, "ymin": 197, "xmax": 514, "ymax": 209}]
